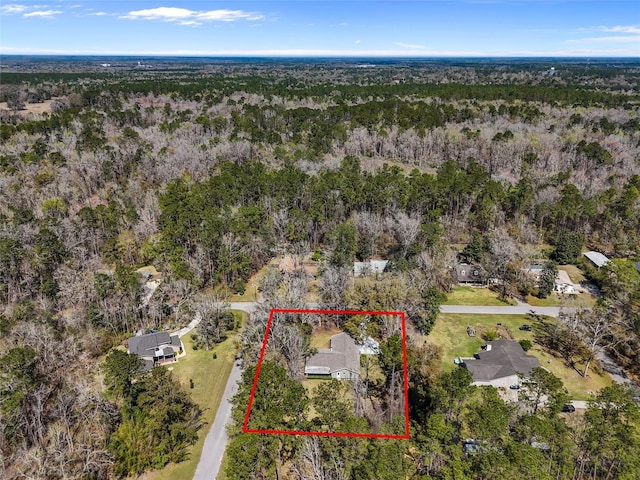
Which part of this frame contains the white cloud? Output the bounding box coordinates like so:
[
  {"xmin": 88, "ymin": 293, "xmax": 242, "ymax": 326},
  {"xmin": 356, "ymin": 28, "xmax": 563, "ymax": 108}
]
[
  {"xmin": 355, "ymin": 39, "xmax": 361, "ymax": 44},
  {"xmin": 24, "ymin": 10, "xmax": 63, "ymax": 18},
  {"xmin": 196, "ymin": 9, "xmax": 263, "ymax": 21},
  {"xmin": 394, "ymin": 42, "xmax": 431, "ymax": 50},
  {"xmin": 599, "ymin": 25, "xmax": 640, "ymax": 35},
  {"xmin": 122, "ymin": 7, "xmax": 264, "ymax": 24},
  {"xmin": 569, "ymin": 35, "xmax": 640, "ymax": 44},
  {"xmin": 1, "ymin": 4, "xmax": 28, "ymax": 14},
  {"xmin": 571, "ymin": 25, "xmax": 640, "ymax": 45}
]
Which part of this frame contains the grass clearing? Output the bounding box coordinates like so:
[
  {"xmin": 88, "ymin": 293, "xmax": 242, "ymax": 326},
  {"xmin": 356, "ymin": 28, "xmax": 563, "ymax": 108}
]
[
  {"xmin": 140, "ymin": 311, "xmax": 245, "ymax": 480},
  {"xmin": 310, "ymin": 325, "xmax": 342, "ymax": 349},
  {"xmin": 216, "ymin": 452, "xmax": 229, "ymax": 480},
  {"xmin": 443, "ymin": 286, "xmax": 512, "ymax": 306},
  {"xmin": 228, "ymin": 266, "xmax": 269, "ymax": 302},
  {"xmin": 427, "ymin": 313, "xmax": 611, "ymax": 400},
  {"xmin": 526, "ymin": 292, "xmax": 595, "ymax": 308},
  {"xmin": 559, "ymin": 264, "xmax": 586, "ymax": 283},
  {"xmin": 428, "ymin": 314, "xmax": 533, "ymax": 371},
  {"xmin": 526, "ymin": 346, "xmax": 613, "ymax": 401}
]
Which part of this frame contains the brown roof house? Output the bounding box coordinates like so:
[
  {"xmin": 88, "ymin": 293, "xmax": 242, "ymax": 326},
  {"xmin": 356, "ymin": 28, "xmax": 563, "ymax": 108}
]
[
  {"xmin": 463, "ymin": 339, "xmax": 540, "ymax": 391},
  {"xmin": 305, "ymin": 333, "xmax": 360, "ymax": 380},
  {"xmin": 128, "ymin": 331, "xmax": 182, "ymax": 370}
]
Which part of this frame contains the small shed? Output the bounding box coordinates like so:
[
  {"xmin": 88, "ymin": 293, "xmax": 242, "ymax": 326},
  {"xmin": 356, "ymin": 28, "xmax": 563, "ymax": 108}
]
[{"xmin": 583, "ymin": 251, "xmax": 609, "ymax": 268}]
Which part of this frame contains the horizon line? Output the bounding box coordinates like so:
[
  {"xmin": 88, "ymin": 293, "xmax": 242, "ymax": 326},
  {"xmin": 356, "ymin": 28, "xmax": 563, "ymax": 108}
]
[{"xmin": 1, "ymin": 53, "xmax": 639, "ymax": 59}]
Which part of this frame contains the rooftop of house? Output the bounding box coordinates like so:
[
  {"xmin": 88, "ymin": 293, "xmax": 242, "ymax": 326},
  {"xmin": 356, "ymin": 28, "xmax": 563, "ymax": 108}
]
[
  {"xmin": 305, "ymin": 332, "xmax": 360, "ymax": 375},
  {"xmin": 128, "ymin": 331, "xmax": 181, "ymax": 358},
  {"xmin": 583, "ymin": 251, "xmax": 609, "ymax": 268},
  {"xmin": 455, "ymin": 263, "xmax": 483, "ymax": 282},
  {"xmin": 464, "ymin": 339, "xmax": 540, "ymax": 382}
]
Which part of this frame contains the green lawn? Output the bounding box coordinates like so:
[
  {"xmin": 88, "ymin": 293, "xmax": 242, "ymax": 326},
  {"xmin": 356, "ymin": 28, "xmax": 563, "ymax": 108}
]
[
  {"xmin": 443, "ymin": 286, "xmax": 512, "ymax": 306},
  {"xmin": 428, "ymin": 314, "xmax": 533, "ymax": 371},
  {"xmin": 140, "ymin": 311, "xmax": 246, "ymax": 480},
  {"xmin": 526, "ymin": 292, "xmax": 595, "ymax": 308},
  {"xmin": 559, "ymin": 264, "xmax": 586, "ymax": 283},
  {"xmin": 427, "ymin": 313, "xmax": 612, "ymax": 400},
  {"xmin": 310, "ymin": 325, "xmax": 342, "ymax": 349},
  {"xmin": 217, "ymin": 452, "xmax": 229, "ymax": 480},
  {"xmin": 228, "ymin": 266, "xmax": 267, "ymax": 302}
]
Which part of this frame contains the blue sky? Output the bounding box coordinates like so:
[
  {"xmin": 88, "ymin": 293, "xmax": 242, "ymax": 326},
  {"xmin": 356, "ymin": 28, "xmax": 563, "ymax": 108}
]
[{"xmin": 1, "ymin": 1, "xmax": 638, "ymax": 56}]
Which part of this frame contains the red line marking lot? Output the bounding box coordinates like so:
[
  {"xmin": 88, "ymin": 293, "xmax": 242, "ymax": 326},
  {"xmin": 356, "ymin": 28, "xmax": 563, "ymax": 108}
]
[{"xmin": 242, "ymin": 308, "xmax": 410, "ymax": 440}]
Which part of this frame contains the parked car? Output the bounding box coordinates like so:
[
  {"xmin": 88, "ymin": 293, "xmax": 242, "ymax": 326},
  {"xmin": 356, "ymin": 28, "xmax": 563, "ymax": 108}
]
[
  {"xmin": 562, "ymin": 404, "xmax": 576, "ymax": 413},
  {"xmin": 519, "ymin": 324, "xmax": 532, "ymax": 331}
]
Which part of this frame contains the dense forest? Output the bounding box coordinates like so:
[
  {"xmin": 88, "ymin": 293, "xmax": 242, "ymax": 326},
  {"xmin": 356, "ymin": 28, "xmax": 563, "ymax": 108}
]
[{"xmin": 0, "ymin": 57, "xmax": 639, "ymax": 479}]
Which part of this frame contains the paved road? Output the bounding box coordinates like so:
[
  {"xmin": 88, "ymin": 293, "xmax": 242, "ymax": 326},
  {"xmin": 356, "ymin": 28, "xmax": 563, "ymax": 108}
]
[
  {"xmin": 172, "ymin": 311, "xmax": 202, "ymax": 338},
  {"xmin": 440, "ymin": 304, "xmax": 561, "ymax": 317},
  {"xmin": 193, "ymin": 360, "xmax": 243, "ymax": 480},
  {"xmin": 228, "ymin": 302, "xmax": 259, "ymax": 313},
  {"xmin": 228, "ymin": 301, "xmax": 562, "ymax": 318}
]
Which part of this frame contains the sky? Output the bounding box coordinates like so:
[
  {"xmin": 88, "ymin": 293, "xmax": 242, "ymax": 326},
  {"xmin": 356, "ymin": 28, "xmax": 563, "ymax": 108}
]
[{"xmin": 0, "ymin": 1, "xmax": 639, "ymax": 57}]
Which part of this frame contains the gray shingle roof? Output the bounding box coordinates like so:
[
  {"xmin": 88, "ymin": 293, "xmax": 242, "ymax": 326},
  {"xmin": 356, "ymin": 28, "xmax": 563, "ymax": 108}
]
[
  {"xmin": 465, "ymin": 339, "xmax": 540, "ymax": 382},
  {"xmin": 456, "ymin": 263, "xmax": 483, "ymax": 282},
  {"xmin": 128, "ymin": 332, "xmax": 180, "ymax": 358},
  {"xmin": 305, "ymin": 332, "xmax": 360, "ymax": 375}
]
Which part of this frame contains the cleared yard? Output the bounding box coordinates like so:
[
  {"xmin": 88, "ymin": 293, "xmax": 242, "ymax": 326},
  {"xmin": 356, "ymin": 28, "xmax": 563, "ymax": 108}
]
[
  {"xmin": 559, "ymin": 264, "xmax": 587, "ymax": 283},
  {"xmin": 309, "ymin": 325, "xmax": 342, "ymax": 349},
  {"xmin": 427, "ymin": 313, "xmax": 612, "ymax": 400},
  {"xmin": 141, "ymin": 310, "xmax": 246, "ymax": 480},
  {"xmin": 427, "ymin": 314, "xmax": 533, "ymax": 371},
  {"xmin": 525, "ymin": 292, "xmax": 595, "ymax": 307},
  {"xmin": 443, "ymin": 286, "xmax": 512, "ymax": 306},
  {"xmin": 228, "ymin": 265, "xmax": 268, "ymax": 302}
]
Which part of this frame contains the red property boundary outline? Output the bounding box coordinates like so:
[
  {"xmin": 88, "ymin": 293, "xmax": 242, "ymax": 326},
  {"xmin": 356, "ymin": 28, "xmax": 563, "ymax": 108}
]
[{"xmin": 242, "ymin": 308, "xmax": 410, "ymax": 440}]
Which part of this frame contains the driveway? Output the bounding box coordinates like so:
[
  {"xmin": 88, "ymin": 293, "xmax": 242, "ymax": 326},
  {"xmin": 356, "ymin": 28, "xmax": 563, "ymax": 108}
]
[{"xmin": 193, "ymin": 359, "xmax": 243, "ymax": 480}]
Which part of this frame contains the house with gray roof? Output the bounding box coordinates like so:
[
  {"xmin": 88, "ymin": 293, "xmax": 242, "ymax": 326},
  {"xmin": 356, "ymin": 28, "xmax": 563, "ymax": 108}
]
[
  {"xmin": 463, "ymin": 339, "xmax": 540, "ymax": 391},
  {"xmin": 305, "ymin": 332, "xmax": 360, "ymax": 380},
  {"xmin": 583, "ymin": 251, "xmax": 609, "ymax": 268},
  {"xmin": 128, "ymin": 331, "xmax": 182, "ymax": 370},
  {"xmin": 455, "ymin": 263, "xmax": 484, "ymax": 284}
]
